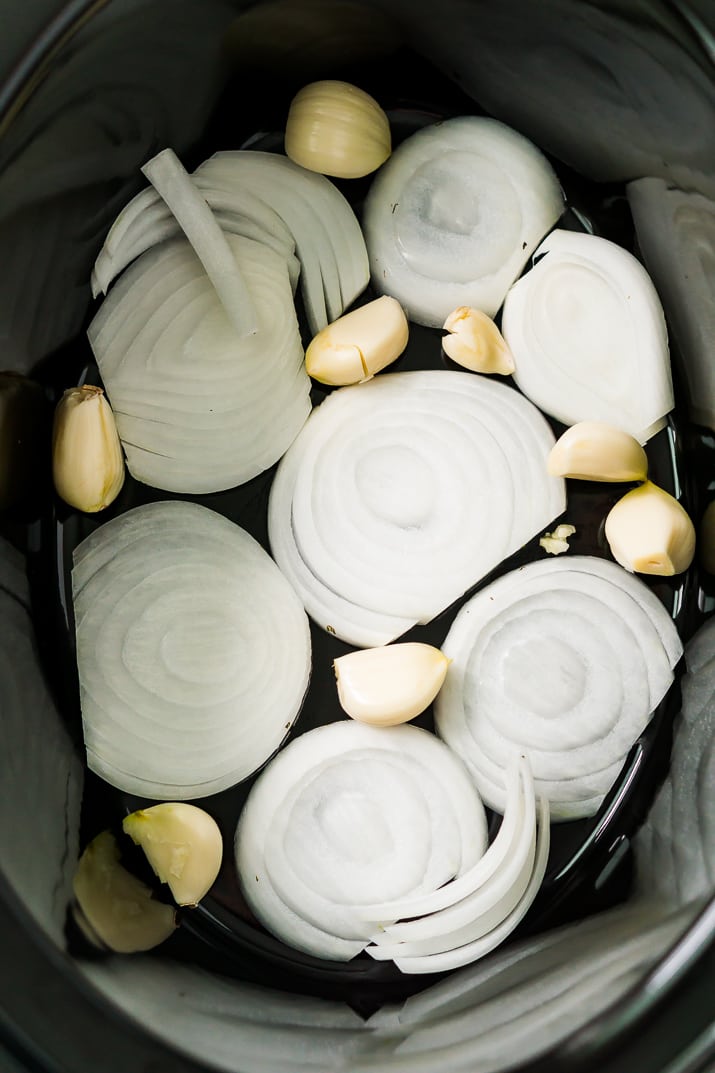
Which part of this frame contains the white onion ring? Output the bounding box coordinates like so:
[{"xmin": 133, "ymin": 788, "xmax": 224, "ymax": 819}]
[
  {"xmin": 501, "ymin": 229, "xmax": 673, "ymax": 443},
  {"xmin": 268, "ymin": 370, "xmax": 565, "ymax": 647},
  {"xmin": 434, "ymin": 556, "xmax": 682, "ymax": 820},
  {"xmin": 363, "ymin": 116, "xmax": 564, "ymax": 326},
  {"xmin": 88, "ymin": 233, "xmax": 311, "ymax": 494},
  {"xmin": 234, "ymin": 721, "xmax": 488, "ymax": 962},
  {"xmin": 73, "ymin": 501, "xmax": 311, "ymax": 799}
]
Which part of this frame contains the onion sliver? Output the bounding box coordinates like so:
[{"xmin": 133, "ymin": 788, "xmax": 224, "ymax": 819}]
[
  {"xmin": 234, "ymin": 721, "xmax": 488, "ymax": 961},
  {"xmin": 371, "ymin": 797, "xmax": 551, "ymax": 975},
  {"xmin": 142, "ymin": 149, "xmax": 257, "ymax": 338},
  {"xmin": 72, "ymin": 501, "xmax": 311, "ymax": 799},
  {"xmin": 88, "ymin": 234, "xmax": 311, "ymax": 494},
  {"xmin": 197, "ymin": 151, "xmax": 369, "ymax": 334},
  {"xmin": 434, "ymin": 555, "xmax": 682, "ymax": 820},
  {"xmin": 501, "ymin": 229, "xmax": 673, "ymax": 443},
  {"xmin": 268, "ymin": 370, "xmax": 565, "ymax": 647},
  {"xmin": 362, "ymin": 116, "xmax": 564, "ymax": 327}
]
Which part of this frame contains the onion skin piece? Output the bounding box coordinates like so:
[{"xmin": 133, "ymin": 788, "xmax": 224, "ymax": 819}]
[
  {"xmin": 547, "ymin": 421, "xmax": 648, "ymax": 482},
  {"xmin": 442, "ymin": 307, "xmax": 514, "ymax": 375},
  {"xmin": 305, "ymin": 296, "xmax": 408, "ymax": 385},
  {"xmin": 334, "ymin": 642, "xmax": 449, "ymax": 726},
  {"xmin": 605, "ymin": 480, "xmax": 696, "ymax": 576},
  {"xmin": 72, "ymin": 831, "xmax": 176, "ymax": 954},
  {"xmin": 285, "ymin": 80, "xmax": 391, "ymax": 179},
  {"xmin": 122, "ymin": 803, "xmax": 223, "ymax": 907}
]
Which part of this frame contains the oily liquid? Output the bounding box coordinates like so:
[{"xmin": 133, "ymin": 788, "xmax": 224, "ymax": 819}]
[{"xmin": 30, "ymin": 53, "xmax": 706, "ymax": 1015}]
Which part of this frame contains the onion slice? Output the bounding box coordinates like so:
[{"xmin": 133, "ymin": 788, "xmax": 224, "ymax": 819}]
[
  {"xmin": 362, "ymin": 115, "xmax": 564, "ymax": 326},
  {"xmin": 72, "ymin": 501, "xmax": 311, "ymax": 799},
  {"xmin": 501, "ymin": 229, "xmax": 673, "ymax": 443},
  {"xmin": 235, "ymin": 721, "xmax": 488, "ymax": 961},
  {"xmin": 88, "ymin": 233, "xmax": 311, "ymax": 494},
  {"xmin": 434, "ymin": 555, "xmax": 682, "ymax": 820},
  {"xmin": 268, "ymin": 370, "xmax": 565, "ymax": 647},
  {"xmin": 141, "ymin": 149, "xmax": 257, "ymax": 337}
]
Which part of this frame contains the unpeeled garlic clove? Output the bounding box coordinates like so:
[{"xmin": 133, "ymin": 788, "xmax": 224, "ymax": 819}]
[
  {"xmin": 547, "ymin": 421, "xmax": 648, "ymax": 482},
  {"xmin": 700, "ymin": 501, "xmax": 715, "ymax": 574},
  {"xmin": 305, "ymin": 296, "xmax": 408, "ymax": 385},
  {"xmin": 285, "ymin": 79, "xmax": 391, "ymax": 179},
  {"xmin": 539, "ymin": 523, "xmax": 576, "ymax": 556},
  {"xmin": 605, "ymin": 480, "xmax": 696, "ymax": 576},
  {"xmin": 72, "ymin": 831, "xmax": 176, "ymax": 953},
  {"xmin": 122, "ymin": 803, "xmax": 223, "ymax": 907},
  {"xmin": 334, "ymin": 642, "xmax": 449, "ymax": 726},
  {"xmin": 53, "ymin": 385, "xmax": 125, "ymax": 512},
  {"xmin": 442, "ymin": 307, "xmax": 514, "ymax": 375}
]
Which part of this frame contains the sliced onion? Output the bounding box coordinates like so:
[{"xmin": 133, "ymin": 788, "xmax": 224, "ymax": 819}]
[
  {"xmin": 88, "ymin": 233, "xmax": 311, "ymax": 493},
  {"xmin": 141, "ymin": 148, "xmax": 257, "ymax": 337},
  {"xmin": 235, "ymin": 721, "xmax": 488, "ymax": 962},
  {"xmin": 434, "ymin": 555, "xmax": 682, "ymax": 820},
  {"xmin": 72, "ymin": 501, "xmax": 311, "ymax": 799},
  {"xmin": 501, "ymin": 229, "xmax": 673, "ymax": 443},
  {"xmin": 362, "ymin": 115, "xmax": 564, "ymax": 327},
  {"xmin": 268, "ymin": 370, "xmax": 565, "ymax": 646},
  {"xmin": 627, "ymin": 177, "xmax": 715, "ymax": 432}
]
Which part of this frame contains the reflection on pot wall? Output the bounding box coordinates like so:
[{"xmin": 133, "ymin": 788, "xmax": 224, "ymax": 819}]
[{"xmin": 0, "ymin": 0, "xmax": 235, "ymax": 376}]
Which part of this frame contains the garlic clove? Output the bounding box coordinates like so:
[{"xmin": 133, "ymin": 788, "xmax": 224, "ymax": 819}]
[
  {"xmin": 605, "ymin": 480, "xmax": 696, "ymax": 575},
  {"xmin": 285, "ymin": 79, "xmax": 391, "ymax": 179},
  {"xmin": 700, "ymin": 501, "xmax": 715, "ymax": 574},
  {"xmin": 305, "ymin": 296, "xmax": 408, "ymax": 385},
  {"xmin": 442, "ymin": 307, "xmax": 514, "ymax": 375},
  {"xmin": 72, "ymin": 831, "xmax": 176, "ymax": 953},
  {"xmin": 547, "ymin": 421, "xmax": 648, "ymax": 482},
  {"xmin": 539, "ymin": 523, "xmax": 576, "ymax": 555},
  {"xmin": 122, "ymin": 803, "xmax": 223, "ymax": 907},
  {"xmin": 53, "ymin": 385, "xmax": 125, "ymax": 512},
  {"xmin": 334, "ymin": 642, "xmax": 449, "ymax": 726}
]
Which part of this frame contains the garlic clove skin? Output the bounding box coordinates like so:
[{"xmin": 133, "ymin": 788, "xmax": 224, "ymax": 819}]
[
  {"xmin": 334, "ymin": 642, "xmax": 449, "ymax": 726},
  {"xmin": 547, "ymin": 421, "xmax": 648, "ymax": 482},
  {"xmin": 305, "ymin": 296, "xmax": 408, "ymax": 385},
  {"xmin": 72, "ymin": 831, "xmax": 176, "ymax": 953},
  {"xmin": 442, "ymin": 307, "xmax": 514, "ymax": 375},
  {"xmin": 539, "ymin": 523, "xmax": 576, "ymax": 555},
  {"xmin": 122, "ymin": 803, "xmax": 223, "ymax": 907},
  {"xmin": 285, "ymin": 79, "xmax": 391, "ymax": 179},
  {"xmin": 53, "ymin": 385, "xmax": 125, "ymax": 512},
  {"xmin": 605, "ymin": 480, "xmax": 696, "ymax": 576},
  {"xmin": 701, "ymin": 501, "xmax": 715, "ymax": 574}
]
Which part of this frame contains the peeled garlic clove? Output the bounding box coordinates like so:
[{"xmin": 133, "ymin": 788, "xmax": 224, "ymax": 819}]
[
  {"xmin": 442, "ymin": 307, "xmax": 514, "ymax": 375},
  {"xmin": 72, "ymin": 831, "xmax": 176, "ymax": 953},
  {"xmin": 539, "ymin": 523, "xmax": 576, "ymax": 555},
  {"xmin": 305, "ymin": 296, "xmax": 408, "ymax": 385},
  {"xmin": 700, "ymin": 501, "xmax": 715, "ymax": 574},
  {"xmin": 285, "ymin": 79, "xmax": 391, "ymax": 179},
  {"xmin": 334, "ymin": 642, "xmax": 449, "ymax": 726},
  {"xmin": 547, "ymin": 421, "xmax": 648, "ymax": 482},
  {"xmin": 123, "ymin": 803, "xmax": 223, "ymax": 907},
  {"xmin": 53, "ymin": 385, "xmax": 125, "ymax": 512},
  {"xmin": 605, "ymin": 480, "xmax": 696, "ymax": 575}
]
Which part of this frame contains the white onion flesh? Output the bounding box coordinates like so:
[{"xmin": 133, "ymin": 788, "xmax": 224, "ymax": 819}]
[
  {"xmin": 501, "ymin": 229, "xmax": 674, "ymax": 443},
  {"xmin": 434, "ymin": 556, "xmax": 682, "ymax": 820},
  {"xmin": 234, "ymin": 721, "xmax": 488, "ymax": 962},
  {"xmin": 72, "ymin": 501, "xmax": 311, "ymax": 799},
  {"xmin": 141, "ymin": 148, "xmax": 257, "ymax": 337},
  {"xmin": 627, "ymin": 177, "xmax": 715, "ymax": 432},
  {"xmin": 362, "ymin": 116, "xmax": 564, "ymax": 326},
  {"xmin": 88, "ymin": 233, "xmax": 311, "ymax": 493},
  {"xmin": 268, "ymin": 370, "xmax": 565, "ymax": 647}
]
